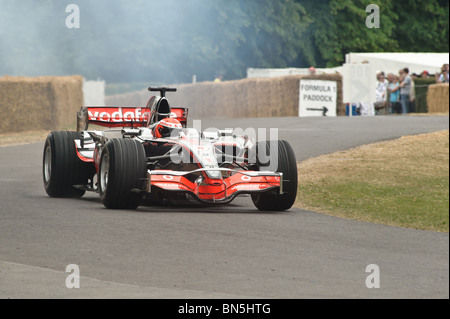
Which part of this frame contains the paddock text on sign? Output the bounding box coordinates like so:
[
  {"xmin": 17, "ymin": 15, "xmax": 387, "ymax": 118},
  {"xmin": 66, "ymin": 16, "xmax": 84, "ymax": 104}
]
[{"xmin": 299, "ymin": 80, "xmax": 337, "ymax": 117}]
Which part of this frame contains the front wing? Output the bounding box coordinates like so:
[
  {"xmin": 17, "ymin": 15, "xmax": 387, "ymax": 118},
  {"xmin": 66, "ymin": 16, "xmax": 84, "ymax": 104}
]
[{"xmin": 147, "ymin": 168, "xmax": 283, "ymax": 204}]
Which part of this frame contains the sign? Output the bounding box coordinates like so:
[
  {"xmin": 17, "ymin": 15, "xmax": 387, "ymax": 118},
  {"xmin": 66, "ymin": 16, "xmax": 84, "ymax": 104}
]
[
  {"xmin": 299, "ymin": 80, "xmax": 337, "ymax": 117},
  {"xmin": 342, "ymin": 63, "xmax": 376, "ymax": 104},
  {"xmin": 342, "ymin": 63, "xmax": 376, "ymax": 116}
]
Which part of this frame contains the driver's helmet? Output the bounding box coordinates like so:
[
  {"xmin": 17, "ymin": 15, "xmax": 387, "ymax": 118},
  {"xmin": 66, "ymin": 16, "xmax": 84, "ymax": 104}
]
[{"xmin": 153, "ymin": 117, "xmax": 182, "ymax": 138}]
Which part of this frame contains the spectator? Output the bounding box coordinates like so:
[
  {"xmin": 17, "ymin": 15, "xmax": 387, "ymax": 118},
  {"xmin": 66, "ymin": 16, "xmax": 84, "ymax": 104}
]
[
  {"xmin": 214, "ymin": 73, "xmax": 223, "ymax": 83},
  {"xmin": 409, "ymin": 73, "xmax": 417, "ymax": 113},
  {"xmin": 387, "ymin": 73, "xmax": 401, "ymax": 114},
  {"xmin": 421, "ymin": 70, "xmax": 430, "ymax": 78},
  {"xmin": 309, "ymin": 66, "xmax": 316, "ymax": 75},
  {"xmin": 374, "ymin": 72, "xmax": 388, "ymax": 114},
  {"xmin": 438, "ymin": 64, "xmax": 449, "ymax": 83},
  {"xmin": 399, "ymin": 68, "xmax": 412, "ymax": 114}
]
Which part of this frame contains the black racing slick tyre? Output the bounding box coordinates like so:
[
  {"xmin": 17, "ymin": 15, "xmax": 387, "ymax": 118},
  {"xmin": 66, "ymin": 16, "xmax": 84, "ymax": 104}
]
[
  {"xmin": 43, "ymin": 131, "xmax": 91, "ymax": 198},
  {"xmin": 251, "ymin": 140, "xmax": 298, "ymax": 211},
  {"xmin": 98, "ymin": 138, "xmax": 147, "ymax": 209}
]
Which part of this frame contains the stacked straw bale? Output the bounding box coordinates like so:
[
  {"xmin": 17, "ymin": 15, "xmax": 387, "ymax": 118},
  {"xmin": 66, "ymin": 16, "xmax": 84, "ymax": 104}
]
[
  {"xmin": 105, "ymin": 89, "xmax": 149, "ymax": 107},
  {"xmin": 0, "ymin": 75, "xmax": 83, "ymax": 133},
  {"xmin": 427, "ymin": 84, "xmax": 449, "ymax": 114},
  {"xmin": 105, "ymin": 73, "xmax": 344, "ymax": 119}
]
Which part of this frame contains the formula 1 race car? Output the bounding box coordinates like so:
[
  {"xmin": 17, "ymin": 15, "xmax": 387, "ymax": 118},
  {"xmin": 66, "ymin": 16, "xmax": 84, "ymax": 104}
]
[{"xmin": 42, "ymin": 87, "xmax": 297, "ymax": 211}]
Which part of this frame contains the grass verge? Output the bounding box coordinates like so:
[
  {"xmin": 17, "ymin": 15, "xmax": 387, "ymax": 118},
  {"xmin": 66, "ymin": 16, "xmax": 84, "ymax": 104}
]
[{"xmin": 295, "ymin": 130, "xmax": 449, "ymax": 232}]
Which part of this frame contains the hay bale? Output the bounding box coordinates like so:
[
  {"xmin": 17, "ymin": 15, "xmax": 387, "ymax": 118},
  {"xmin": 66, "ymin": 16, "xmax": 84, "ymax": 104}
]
[
  {"xmin": 171, "ymin": 83, "xmax": 196, "ymax": 117},
  {"xmin": 229, "ymin": 80, "xmax": 245, "ymax": 118},
  {"xmin": 243, "ymin": 79, "xmax": 257, "ymax": 118},
  {"xmin": 105, "ymin": 89, "xmax": 148, "ymax": 106},
  {"xmin": 51, "ymin": 76, "xmax": 84, "ymax": 128},
  {"xmin": 0, "ymin": 75, "xmax": 83, "ymax": 134},
  {"xmin": 427, "ymin": 84, "xmax": 449, "ymax": 114},
  {"xmin": 265, "ymin": 77, "xmax": 280, "ymax": 117},
  {"xmin": 280, "ymin": 76, "xmax": 301, "ymax": 116},
  {"xmin": 241, "ymin": 78, "xmax": 258, "ymax": 118},
  {"xmin": 253, "ymin": 79, "xmax": 269, "ymax": 117},
  {"xmin": 196, "ymin": 83, "xmax": 212, "ymax": 117},
  {"xmin": 216, "ymin": 81, "xmax": 236, "ymax": 118},
  {"xmin": 100, "ymin": 73, "xmax": 343, "ymax": 120}
]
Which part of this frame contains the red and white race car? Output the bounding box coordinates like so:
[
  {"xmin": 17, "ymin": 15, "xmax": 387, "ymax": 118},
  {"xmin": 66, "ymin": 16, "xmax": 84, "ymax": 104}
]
[{"xmin": 43, "ymin": 87, "xmax": 297, "ymax": 210}]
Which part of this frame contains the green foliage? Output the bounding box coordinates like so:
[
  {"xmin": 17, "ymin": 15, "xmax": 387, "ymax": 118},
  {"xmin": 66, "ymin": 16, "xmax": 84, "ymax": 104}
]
[
  {"xmin": 0, "ymin": 0, "xmax": 448, "ymax": 83},
  {"xmin": 299, "ymin": 0, "xmax": 449, "ymax": 67},
  {"xmin": 236, "ymin": 0, "xmax": 309, "ymax": 71},
  {"xmin": 300, "ymin": 0, "xmax": 398, "ymax": 67},
  {"xmin": 414, "ymin": 77, "xmax": 439, "ymax": 113},
  {"xmin": 393, "ymin": 0, "xmax": 450, "ymax": 52}
]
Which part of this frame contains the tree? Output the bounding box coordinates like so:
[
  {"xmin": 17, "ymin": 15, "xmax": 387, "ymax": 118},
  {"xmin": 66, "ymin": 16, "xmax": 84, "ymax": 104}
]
[
  {"xmin": 0, "ymin": 0, "xmax": 448, "ymax": 83},
  {"xmin": 234, "ymin": 0, "xmax": 310, "ymax": 76},
  {"xmin": 393, "ymin": 0, "xmax": 449, "ymax": 52},
  {"xmin": 297, "ymin": 0, "xmax": 448, "ymax": 68},
  {"xmin": 298, "ymin": 0, "xmax": 399, "ymax": 67}
]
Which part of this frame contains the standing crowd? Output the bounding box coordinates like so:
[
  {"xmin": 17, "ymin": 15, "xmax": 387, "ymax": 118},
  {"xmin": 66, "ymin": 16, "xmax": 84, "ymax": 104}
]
[{"xmin": 374, "ymin": 63, "xmax": 449, "ymax": 115}]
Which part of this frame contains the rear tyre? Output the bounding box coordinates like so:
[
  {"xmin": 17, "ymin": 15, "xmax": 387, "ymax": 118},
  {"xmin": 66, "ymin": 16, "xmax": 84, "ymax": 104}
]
[
  {"xmin": 251, "ymin": 140, "xmax": 298, "ymax": 211},
  {"xmin": 99, "ymin": 138, "xmax": 147, "ymax": 209},
  {"xmin": 43, "ymin": 131, "xmax": 91, "ymax": 198}
]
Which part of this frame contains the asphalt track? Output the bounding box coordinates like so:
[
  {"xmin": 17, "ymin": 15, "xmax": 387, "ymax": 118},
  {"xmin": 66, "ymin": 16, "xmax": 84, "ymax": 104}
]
[{"xmin": 0, "ymin": 115, "xmax": 448, "ymax": 299}]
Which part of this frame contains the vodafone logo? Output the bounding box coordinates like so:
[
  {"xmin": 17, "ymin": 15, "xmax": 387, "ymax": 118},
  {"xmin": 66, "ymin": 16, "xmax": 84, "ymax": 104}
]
[
  {"xmin": 241, "ymin": 175, "xmax": 251, "ymax": 181},
  {"xmin": 232, "ymin": 184, "xmax": 268, "ymax": 190},
  {"xmin": 163, "ymin": 175, "xmax": 174, "ymax": 180},
  {"xmin": 88, "ymin": 107, "xmax": 146, "ymax": 122},
  {"xmin": 153, "ymin": 183, "xmax": 188, "ymax": 190}
]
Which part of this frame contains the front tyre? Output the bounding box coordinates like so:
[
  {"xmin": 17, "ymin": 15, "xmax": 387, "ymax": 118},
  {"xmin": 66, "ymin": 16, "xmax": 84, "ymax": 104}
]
[
  {"xmin": 99, "ymin": 139, "xmax": 147, "ymax": 209},
  {"xmin": 43, "ymin": 131, "xmax": 90, "ymax": 198},
  {"xmin": 251, "ymin": 140, "xmax": 298, "ymax": 211}
]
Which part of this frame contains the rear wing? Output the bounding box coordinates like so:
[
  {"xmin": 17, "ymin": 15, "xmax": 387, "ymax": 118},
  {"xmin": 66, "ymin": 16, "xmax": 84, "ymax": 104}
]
[{"xmin": 77, "ymin": 106, "xmax": 188, "ymax": 131}]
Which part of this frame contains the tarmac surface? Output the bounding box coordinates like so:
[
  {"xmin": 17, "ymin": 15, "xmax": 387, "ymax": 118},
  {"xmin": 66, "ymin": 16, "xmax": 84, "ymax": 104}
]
[{"xmin": 0, "ymin": 115, "xmax": 448, "ymax": 298}]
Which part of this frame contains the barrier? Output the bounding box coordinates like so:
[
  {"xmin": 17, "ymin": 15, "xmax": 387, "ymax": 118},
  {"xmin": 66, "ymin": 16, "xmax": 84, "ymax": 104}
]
[
  {"xmin": 427, "ymin": 83, "xmax": 449, "ymax": 114},
  {"xmin": 0, "ymin": 75, "xmax": 83, "ymax": 133},
  {"xmin": 106, "ymin": 74, "xmax": 344, "ymax": 118}
]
